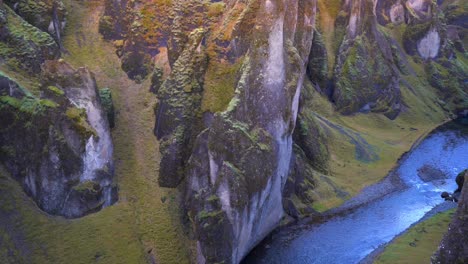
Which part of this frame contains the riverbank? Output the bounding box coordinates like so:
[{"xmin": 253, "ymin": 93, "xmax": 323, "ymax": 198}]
[
  {"xmin": 324, "ymin": 118, "xmax": 468, "ymax": 219},
  {"xmin": 244, "ymin": 122, "xmax": 468, "ymax": 264},
  {"xmin": 360, "ymin": 202, "xmax": 457, "ymax": 264},
  {"xmin": 274, "ymin": 118, "xmax": 466, "ymax": 232}
]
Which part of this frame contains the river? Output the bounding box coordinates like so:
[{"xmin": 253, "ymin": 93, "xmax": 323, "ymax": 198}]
[{"xmin": 243, "ymin": 121, "xmax": 468, "ymax": 264}]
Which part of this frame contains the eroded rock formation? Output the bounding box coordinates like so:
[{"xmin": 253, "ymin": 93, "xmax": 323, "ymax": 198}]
[
  {"xmin": 0, "ymin": 61, "xmax": 116, "ymax": 218},
  {"xmin": 433, "ymin": 169, "xmax": 468, "ymax": 263},
  {"xmin": 0, "ymin": 0, "xmax": 117, "ymax": 218},
  {"xmin": 98, "ymin": 0, "xmax": 467, "ymax": 262}
]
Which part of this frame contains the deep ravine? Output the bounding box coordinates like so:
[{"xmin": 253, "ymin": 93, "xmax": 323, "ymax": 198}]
[{"xmin": 244, "ymin": 122, "xmax": 468, "ymax": 264}]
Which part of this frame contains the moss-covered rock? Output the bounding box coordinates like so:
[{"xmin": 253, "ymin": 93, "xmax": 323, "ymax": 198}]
[
  {"xmin": 433, "ymin": 169, "xmax": 468, "ymax": 263},
  {"xmin": 4, "ymin": 0, "xmax": 66, "ymax": 33},
  {"xmin": 0, "ymin": 62, "xmax": 116, "ymax": 218},
  {"xmin": 307, "ymin": 30, "xmax": 329, "ymax": 92},
  {"xmin": 155, "ymin": 27, "xmax": 207, "ymax": 188},
  {"xmin": 0, "ymin": 3, "xmax": 59, "ymax": 73},
  {"xmin": 0, "ymin": 73, "xmax": 86, "ymax": 216},
  {"xmin": 403, "ymin": 21, "xmax": 433, "ymax": 55},
  {"xmin": 99, "ymin": 88, "xmax": 115, "ymax": 129}
]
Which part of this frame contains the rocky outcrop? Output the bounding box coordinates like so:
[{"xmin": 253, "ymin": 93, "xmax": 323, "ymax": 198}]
[
  {"xmin": 4, "ymin": 0, "xmax": 66, "ymax": 37},
  {"xmin": 0, "ymin": 1, "xmax": 60, "ymax": 73},
  {"xmin": 433, "ymin": 169, "xmax": 468, "ymax": 263},
  {"xmin": 182, "ymin": 0, "xmax": 316, "ymax": 262},
  {"xmin": 95, "ymin": 0, "xmax": 468, "ymax": 262},
  {"xmin": 155, "ymin": 28, "xmax": 207, "ymax": 188},
  {"xmin": 0, "ymin": 61, "xmax": 116, "ymax": 218},
  {"xmin": 99, "ymin": 0, "xmax": 172, "ymax": 81},
  {"xmin": 98, "ymin": 88, "xmax": 115, "ymax": 129},
  {"xmin": 327, "ymin": 0, "xmax": 402, "ymax": 117}
]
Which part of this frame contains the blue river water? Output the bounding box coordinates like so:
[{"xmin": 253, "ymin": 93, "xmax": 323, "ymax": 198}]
[{"xmin": 244, "ymin": 125, "xmax": 468, "ymax": 264}]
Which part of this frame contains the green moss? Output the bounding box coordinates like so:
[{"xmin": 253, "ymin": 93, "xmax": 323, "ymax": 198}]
[
  {"xmin": 445, "ymin": 3, "xmax": 467, "ymax": 24},
  {"xmin": 201, "ymin": 58, "xmax": 243, "ymax": 113},
  {"xmin": 66, "ymin": 107, "xmax": 96, "ymax": 137},
  {"xmin": 308, "ymin": 30, "xmax": 328, "ymax": 86},
  {"xmin": 0, "ymin": 95, "xmax": 57, "ymax": 115},
  {"xmin": 207, "ymin": 195, "xmax": 219, "ymax": 202},
  {"xmin": 5, "ymin": 5, "xmax": 54, "ymax": 45},
  {"xmin": 0, "ymin": 96, "xmax": 21, "ymax": 109},
  {"xmin": 402, "ymin": 22, "xmax": 432, "ymax": 55},
  {"xmin": 99, "ymin": 88, "xmax": 115, "ymax": 128},
  {"xmin": 426, "ymin": 57, "xmax": 468, "ymax": 109},
  {"xmin": 47, "ymin": 85, "xmax": 65, "ymax": 96},
  {"xmin": 72, "ymin": 180, "xmax": 99, "ymax": 193},
  {"xmin": 197, "ymin": 210, "xmax": 223, "ymax": 220},
  {"xmin": 65, "ymin": 107, "xmax": 85, "ymax": 121},
  {"xmin": 334, "ymin": 34, "xmax": 396, "ymax": 114},
  {"xmin": 207, "ymin": 2, "xmax": 225, "ymax": 18},
  {"xmin": 4, "ymin": 0, "xmax": 65, "ymax": 30},
  {"xmin": 39, "ymin": 99, "xmax": 58, "ymax": 108}
]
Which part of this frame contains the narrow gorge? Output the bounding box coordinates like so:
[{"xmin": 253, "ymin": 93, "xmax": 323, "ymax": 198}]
[{"xmin": 0, "ymin": 0, "xmax": 466, "ymax": 263}]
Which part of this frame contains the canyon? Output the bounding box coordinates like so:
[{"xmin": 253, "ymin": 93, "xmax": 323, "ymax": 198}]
[{"xmin": 0, "ymin": 0, "xmax": 466, "ymax": 263}]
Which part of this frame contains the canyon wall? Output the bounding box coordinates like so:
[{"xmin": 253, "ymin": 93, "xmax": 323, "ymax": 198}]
[
  {"xmin": 0, "ymin": 0, "xmax": 116, "ymax": 218},
  {"xmin": 433, "ymin": 170, "xmax": 468, "ymax": 263},
  {"xmin": 97, "ymin": 0, "xmax": 467, "ymax": 262}
]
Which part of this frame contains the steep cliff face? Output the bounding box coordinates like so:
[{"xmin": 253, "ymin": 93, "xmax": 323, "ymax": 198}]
[
  {"xmin": 0, "ymin": 0, "xmax": 59, "ymax": 73},
  {"xmin": 433, "ymin": 170, "xmax": 468, "ymax": 263},
  {"xmin": 289, "ymin": 0, "xmax": 467, "ymax": 212},
  {"xmin": 97, "ymin": 0, "xmax": 467, "ymax": 262},
  {"xmin": 0, "ymin": 0, "xmax": 116, "ymax": 218},
  {"xmin": 42, "ymin": 60, "xmax": 117, "ymax": 215},
  {"xmin": 184, "ymin": 1, "xmax": 315, "ymax": 261},
  {"xmin": 0, "ymin": 61, "xmax": 116, "ymax": 218},
  {"xmin": 331, "ymin": 0, "xmax": 402, "ymax": 117}
]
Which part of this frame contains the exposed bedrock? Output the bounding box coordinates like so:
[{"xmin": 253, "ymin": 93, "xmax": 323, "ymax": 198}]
[
  {"xmin": 4, "ymin": 0, "xmax": 67, "ymax": 37},
  {"xmin": 433, "ymin": 169, "xmax": 468, "ymax": 263},
  {"xmin": 0, "ymin": 1, "xmax": 60, "ymax": 73},
  {"xmin": 155, "ymin": 27, "xmax": 207, "ymax": 188},
  {"xmin": 94, "ymin": 0, "xmax": 468, "ymax": 262},
  {"xmin": 0, "ymin": 61, "xmax": 116, "ymax": 218},
  {"xmin": 183, "ymin": 0, "xmax": 316, "ymax": 262},
  {"xmin": 331, "ymin": 0, "xmax": 402, "ymax": 117}
]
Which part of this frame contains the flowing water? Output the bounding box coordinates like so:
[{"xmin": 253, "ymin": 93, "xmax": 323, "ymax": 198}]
[{"xmin": 244, "ymin": 123, "xmax": 468, "ymax": 264}]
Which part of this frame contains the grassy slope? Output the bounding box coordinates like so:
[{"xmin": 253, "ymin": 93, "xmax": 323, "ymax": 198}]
[
  {"xmin": 374, "ymin": 209, "xmax": 455, "ymax": 264},
  {"xmin": 0, "ymin": 1, "xmax": 190, "ymax": 263},
  {"xmin": 307, "ymin": 4, "xmax": 452, "ymax": 211},
  {"xmin": 305, "ymin": 66, "xmax": 449, "ymax": 211}
]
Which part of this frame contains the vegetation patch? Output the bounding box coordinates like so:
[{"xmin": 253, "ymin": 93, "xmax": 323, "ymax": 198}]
[
  {"xmin": 375, "ymin": 209, "xmax": 455, "ymax": 264},
  {"xmin": 201, "ymin": 58, "xmax": 243, "ymax": 113}
]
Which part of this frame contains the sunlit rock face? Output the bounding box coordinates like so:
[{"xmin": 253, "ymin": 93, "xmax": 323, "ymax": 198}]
[
  {"xmin": 181, "ymin": 0, "xmax": 316, "ymax": 262},
  {"xmin": 0, "ymin": 61, "xmax": 116, "ymax": 218}
]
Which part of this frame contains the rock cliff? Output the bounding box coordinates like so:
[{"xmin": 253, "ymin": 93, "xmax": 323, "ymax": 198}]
[
  {"xmin": 0, "ymin": 0, "xmax": 116, "ymax": 218},
  {"xmin": 0, "ymin": 61, "xmax": 116, "ymax": 218},
  {"xmin": 99, "ymin": 0, "xmax": 467, "ymax": 262},
  {"xmin": 433, "ymin": 169, "xmax": 468, "ymax": 263},
  {"xmin": 0, "ymin": 0, "xmax": 466, "ymax": 262}
]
